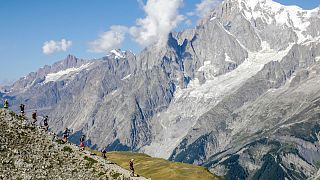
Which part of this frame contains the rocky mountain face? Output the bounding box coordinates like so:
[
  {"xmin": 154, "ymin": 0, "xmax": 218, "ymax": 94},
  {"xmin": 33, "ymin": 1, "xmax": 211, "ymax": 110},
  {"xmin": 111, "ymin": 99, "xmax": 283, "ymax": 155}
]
[
  {"xmin": 0, "ymin": 109, "xmax": 147, "ymax": 180},
  {"xmin": 9, "ymin": 55, "xmax": 89, "ymax": 93},
  {"xmin": 2, "ymin": 0, "xmax": 320, "ymax": 179},
  {"xmin": 164, "ymin": 0, "xmax": 320, "ymax": 179}
]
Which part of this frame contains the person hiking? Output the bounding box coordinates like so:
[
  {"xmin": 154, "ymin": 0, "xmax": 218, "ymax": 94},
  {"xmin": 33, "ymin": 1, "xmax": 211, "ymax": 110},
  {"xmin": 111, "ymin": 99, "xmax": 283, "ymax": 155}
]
[
  {"xmin": 129, "ymin": 159, "xmax": 135, "ymax": 177},
  {"xmin": 31, "ymin": 110, "xmax": 37, "ymax": 126},
  {"xmin": 79, "ymin": 135, "xmax": 85, "ymax": 151},
  {"xmin": 51, "ymin": 133, "xmax": 57, "ymax": 142},
  {"xmin": 3, "ymin": 99, "xmax": 9, "ymax": 109},
  {"xmin": 63, "ymin": 128, "xmax": 70, "ymax": 142},
  {"xmin": 101, "ymin": 149, "xmax": 107, "ymax": 159},
  {"xmin": 19, "ymin": 104, "xmax": 25, "ymax": 115},
  {"xmin": 43, "ymin": 116, "xmax": 49, "ymax": 131}
]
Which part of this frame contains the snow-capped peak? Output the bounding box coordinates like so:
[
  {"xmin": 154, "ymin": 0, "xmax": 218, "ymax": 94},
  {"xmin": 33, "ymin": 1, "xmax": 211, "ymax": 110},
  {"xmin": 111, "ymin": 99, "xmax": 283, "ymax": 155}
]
[
  {"xmin": 109, "ymin": 49, "xmax": 126, "ymax": 59},
  {"xmin": 235, "ymin": 0, "xmax": 319, "ymax": 43}
]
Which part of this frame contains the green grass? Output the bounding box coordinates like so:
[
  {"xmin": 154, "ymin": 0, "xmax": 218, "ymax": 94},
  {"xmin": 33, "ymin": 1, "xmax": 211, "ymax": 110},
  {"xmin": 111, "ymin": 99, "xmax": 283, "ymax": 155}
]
[
  {"xmin": 111, "ymin": 172, "xmax": 122, "ymax": 179},
  {"xmin": 105, "ymin": 151, "xmax": 221, "ymax": 180},
  {"xmin": 56, "ymin": 139, "xmax": 65, "ymax": 144},
  {"xmin": 84, "ymin": 156, "xmax": 98, "ymax": 169},
  {"xmin": 62, "ymin": 146, "xmax": 73, "ymax": 153},
  {"xmin": 98, "ymin": 171, "xmax": 106, "ymax": 177},
  {"xmin": 84, "ymin": 156, "xmax": 98, "ymax": 163}
]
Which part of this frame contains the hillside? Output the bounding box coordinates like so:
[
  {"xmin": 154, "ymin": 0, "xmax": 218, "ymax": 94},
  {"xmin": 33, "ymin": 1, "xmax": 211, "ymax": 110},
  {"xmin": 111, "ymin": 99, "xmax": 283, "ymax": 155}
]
[
  {"xmin": 0, "ymin": 109, "xmax": 220, "ymax": 180},
  {"xmin": 1, "ymin": 0, "xmax": 320, "ymax": 179},
  {"xmin": 0, "ymin": 109, "xmax": 147, "ymax": 180}
]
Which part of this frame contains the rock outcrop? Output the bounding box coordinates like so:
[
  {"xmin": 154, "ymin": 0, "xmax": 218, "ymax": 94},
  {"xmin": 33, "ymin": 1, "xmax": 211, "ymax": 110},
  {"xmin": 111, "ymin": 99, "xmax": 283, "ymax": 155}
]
[{"xmin": 0, "ymin": 109, "xmax": 147, "ymax": 180}]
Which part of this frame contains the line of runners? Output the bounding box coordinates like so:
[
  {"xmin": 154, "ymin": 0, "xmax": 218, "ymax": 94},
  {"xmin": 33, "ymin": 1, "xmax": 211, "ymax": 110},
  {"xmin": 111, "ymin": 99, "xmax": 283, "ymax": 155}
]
[{"xmin": 2, "ymin": 99, "xmax": 137, "ymax": 177}]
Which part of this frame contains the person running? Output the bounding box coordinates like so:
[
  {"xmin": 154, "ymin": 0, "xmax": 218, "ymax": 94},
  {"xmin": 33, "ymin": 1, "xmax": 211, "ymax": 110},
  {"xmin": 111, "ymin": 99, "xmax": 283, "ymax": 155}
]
[
  {"xmin": 31, "ymin": 110, "xmax": 37, "ymax": 126},
  {"xmin": 43, "ymin": 116, "xmax": 49, "ymax": 131},
  {"xmin": 101, "ymin": 149, "xmax": 107, "ymax": 159},
  {"xmin": 129, "ymin": 159, "xmax": 135, "ymax": 177},
  {"xmin": 19, "ymin": 104, "xmax": 25, "ymax": 115},
  {"xmin": 3, "ymin": 99, "xmax": 9, "ymax": 109},
  {"xmin": 79, "ymin": 135, "xmax": 85, "ymax": 151},
  {"xmin": 63, "ymin": 128, "xmax": 70, "ymax": 142}
]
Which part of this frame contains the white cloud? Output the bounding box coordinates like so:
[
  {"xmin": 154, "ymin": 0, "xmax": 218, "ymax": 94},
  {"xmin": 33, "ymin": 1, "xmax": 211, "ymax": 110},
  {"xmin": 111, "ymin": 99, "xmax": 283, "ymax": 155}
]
[
  {"xmin": 89, "ymin": 0, "xmax": 184, "ymax": 52},
  {"xmin": 42, "ymin": 39, "xmax": 72, "ymax": 55},
  {"xmin": 88, "ymin": 25, "xmax": 128, "ymax": 53},
  {"xmin": 129, "ymin": 0, "xmax": 184, "ymax": 47},
  {"xmin": 195, "ymin": 0, "xmax": 222, "ymax": 17}
]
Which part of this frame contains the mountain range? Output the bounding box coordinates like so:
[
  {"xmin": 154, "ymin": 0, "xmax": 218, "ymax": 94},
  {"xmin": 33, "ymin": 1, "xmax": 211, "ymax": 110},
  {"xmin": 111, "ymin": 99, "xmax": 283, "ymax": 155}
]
[{"xmin": 1, "ymin": 0, "xmax": 320, "ymax": 179}]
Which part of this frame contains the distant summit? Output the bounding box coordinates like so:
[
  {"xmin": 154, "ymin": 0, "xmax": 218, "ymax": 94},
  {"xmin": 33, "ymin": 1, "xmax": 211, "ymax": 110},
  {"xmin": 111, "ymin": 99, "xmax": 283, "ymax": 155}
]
[{"xmin": 109, "ymin": 49, "xmax": 126, "ymax": 59}]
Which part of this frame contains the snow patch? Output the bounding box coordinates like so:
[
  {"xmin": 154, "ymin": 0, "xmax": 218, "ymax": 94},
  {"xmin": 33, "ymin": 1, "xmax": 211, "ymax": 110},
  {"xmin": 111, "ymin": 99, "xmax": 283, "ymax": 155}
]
[
  {"xmin": 198, "ymin": 61, "xmax": 219, "ymax": 79},
  {"xmin": 22, "ymin": 78, "xmax": 38, "ymax": 92},
  {"xmin": 210, "ymin": 17, "xmax": 217, "ymax": 21},
  {"xmin": 225, "ymin": 53, "xmax": 236, "ymax": 64},
  {"xmin": 44, "ymin": 63, "xmax": 93, "ymax": 83},
  {"xmin": 110, "ymin": 90, "xmax": 118, "ymax": 96},
  {"xmin": 142, "ymin": 42, "xmax": 294, "ymax": 159},
  {"xmin": 238, "ymin": 0, "xmax": 318, "ymax": 43},
  {"xmin": 110, "ymin": 49, "xmax": 126, "ymax": 59},
  {"xmin": 121, "ymin": 74, "xmax": 132, "ymax": 80},
  {"xmin": 301, "ymin": 36, "xmax": 320, "ymax": 46}
]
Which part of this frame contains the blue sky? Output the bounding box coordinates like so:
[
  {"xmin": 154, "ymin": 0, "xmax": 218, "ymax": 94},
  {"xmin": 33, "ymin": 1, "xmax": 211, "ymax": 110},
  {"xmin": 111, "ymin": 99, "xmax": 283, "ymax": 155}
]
[{"xmin": 0, "ymin": 0, "xmax": 319, "ymax": 85}]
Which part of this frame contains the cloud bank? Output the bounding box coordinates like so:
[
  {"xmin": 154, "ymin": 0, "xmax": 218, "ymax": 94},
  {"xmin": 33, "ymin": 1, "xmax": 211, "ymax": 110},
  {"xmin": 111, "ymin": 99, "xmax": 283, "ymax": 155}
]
[
  {"xmin": 42, "ymin": 39, "xmax": 72, "ymax": 55},
  {"xmin": 88, "ymin": 25, "xmax": 128, "ymax": 53},
  {"xmin": 89, "ymin": 0, "xmax": 184, "ymax": 53},
  {"xmin": 130, "ymin": 0, "xmax": 184, "ymax": 47},
  {"xmin": 195, "ymin": 0, "xmax": 222, "ymax": 17}
]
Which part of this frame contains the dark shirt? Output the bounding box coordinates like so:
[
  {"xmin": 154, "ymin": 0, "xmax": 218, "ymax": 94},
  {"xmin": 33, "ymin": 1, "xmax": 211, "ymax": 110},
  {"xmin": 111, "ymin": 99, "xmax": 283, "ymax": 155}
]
[
  {"xmin": 130, "ymin": 161, "xmax": 134, "ymax": 170},
  {"xmin": 63, "ymin": 129, "xmax": 69, "ymax": 137},
  {"xmin": 44, "ymin": 118, "xmax": 48, "ymax": 126},
  {"xmin": 80, "ymin": 137, "xmax": 85, "ymax": 142},
  {"xmin": 20, "ymin": 105, "xmax": 25, "ymax": 112}
]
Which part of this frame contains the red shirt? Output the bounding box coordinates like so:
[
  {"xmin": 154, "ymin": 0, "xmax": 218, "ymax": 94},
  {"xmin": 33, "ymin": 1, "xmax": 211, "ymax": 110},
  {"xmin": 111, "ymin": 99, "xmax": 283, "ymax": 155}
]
[{"xmin": 32, "ymin": 113, "xmax": 37, "ymax": 119}]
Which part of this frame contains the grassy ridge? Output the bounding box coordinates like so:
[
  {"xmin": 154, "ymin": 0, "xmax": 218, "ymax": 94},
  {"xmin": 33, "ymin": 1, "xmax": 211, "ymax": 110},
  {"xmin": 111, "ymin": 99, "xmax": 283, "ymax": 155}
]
[{"xmin": 105, "ymin": 151, "xmax": 221, "ymax": 180}]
